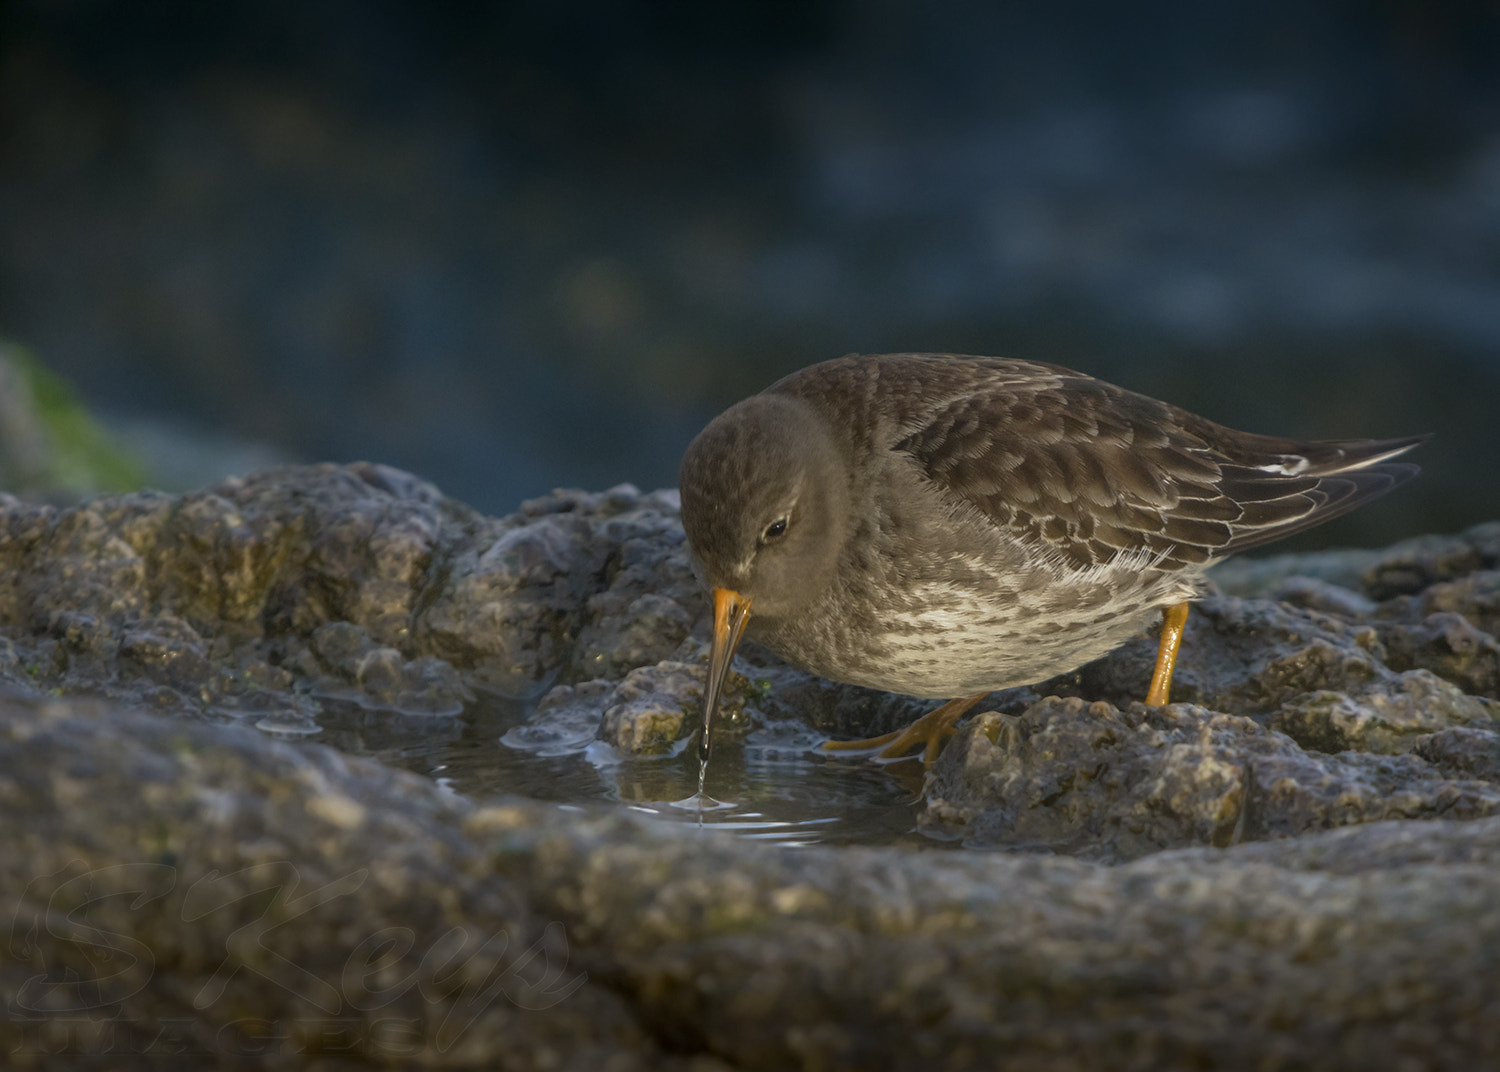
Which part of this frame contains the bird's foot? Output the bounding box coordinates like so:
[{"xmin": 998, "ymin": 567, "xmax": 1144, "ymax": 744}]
[{"xmin": 820, "ymin": 693, "xmax": 987, "ymax": 767}]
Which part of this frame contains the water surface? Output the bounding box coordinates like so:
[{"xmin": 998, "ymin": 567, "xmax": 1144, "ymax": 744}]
[{"xmin": 311, "ymin": 693, "xmax": 955, "ymax": 850}]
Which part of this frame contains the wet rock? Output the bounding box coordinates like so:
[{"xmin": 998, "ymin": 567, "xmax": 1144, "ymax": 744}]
[
  {"xmin": 597, "ymin": 661, "xmax": 701, "ymax": 755},
  {"xmin": 922, "ymin": 697, "xmax": 1500, "ymax": 860},
  {"xmin": 0, "ymin": 689, "xmax": 667, "ymax": 1071},
  {"xmin": 1075, "ymin": 594, "xmax": 1500, "ymax": 755},
  {"xmin": 1361, "ymin": 523, "xmax": 1500, "ymax": 601},
  {"xmin": 1380, "ymin": 606, "xmax": 1500, "ymax": 700},
  {"xmin": 1270, "ymin": 670, "xmax": 1494, "ymax": 754},
  {"xmin": 1413, "ymin": 569, "xmax": 1500, "ymax": 636},
  {"xmin": 0, "ymin": 466, "xmax": 698, "ymax": 723},
  {"xmin": 1209, "ymin": 546, "xmax": 1385, "ymax": 597},
  {"xmin": 116, "ymin": 615, "xmax": 211, "ymax": 690},
  {"xmin": 3, "ymin": 689, "xmax": 1499, "ymax": 1070},
  {"xmin": 306, "ymin": 620, "xmax": 474, "ymax": 716},
  {"xmin": 515, "ymin": 647, "xmax": 744, "ymax": 759},
  {"xmin": 568, "ymin": 487, "xmax": 699, "ymax": 687},
  {"xmin": 8, "ymin": 466, "xmax": 1491, "ymax": 867},
  {"xmin": 1368, "ymin": 540, "xmax": 1500, "ymax": 703},
  {"xmin": 574, "ymin": 591, "xmax": 695, "ymax": 683},
  {"xmin": 1265, "ymin": 574, "xmax": 1379, "ymax": 618},
  {"xmin": 418, "ymin": 485, "xmax": 690, "ymax": 695},
  {"xmin": 1413, "ymin": 725, "xmax": 1500, "ymax": 783},
  {"xmin": 502, "ymin": 679, "xmax": 617, "ymax": 757}
]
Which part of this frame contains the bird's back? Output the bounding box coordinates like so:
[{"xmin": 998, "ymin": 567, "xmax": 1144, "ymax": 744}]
[{"xmin": 770, "ymin": 353, "xmax": 1424, "ymax": 574}]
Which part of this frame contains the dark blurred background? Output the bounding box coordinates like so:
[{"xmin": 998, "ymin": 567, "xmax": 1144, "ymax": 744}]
[{"xmin": 1, "ymin": 0, "xmax": 1497, "ymax": 546}]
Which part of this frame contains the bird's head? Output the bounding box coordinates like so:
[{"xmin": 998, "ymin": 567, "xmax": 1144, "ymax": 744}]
[{"xmin": 678, "ymin": 392, "xmax": 852, "ymax": 761}]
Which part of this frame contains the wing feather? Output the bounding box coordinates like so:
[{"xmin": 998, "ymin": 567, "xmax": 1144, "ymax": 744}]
[{"xmin": 776, "ymin": 354, "xmax": 1425, "ymax": 573}]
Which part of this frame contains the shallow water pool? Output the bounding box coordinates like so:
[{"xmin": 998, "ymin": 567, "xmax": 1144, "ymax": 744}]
[{"xmin": 306, "ymin": 692, "xmax": 959, "ymax": 850}]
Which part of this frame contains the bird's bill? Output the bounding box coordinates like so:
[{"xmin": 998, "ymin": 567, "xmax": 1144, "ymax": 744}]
[{"xmin": 699, "ymin": 587, "xmax": 753, "ymax": 763}]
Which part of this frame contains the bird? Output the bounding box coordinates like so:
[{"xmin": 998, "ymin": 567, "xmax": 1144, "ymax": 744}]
[{"xmin": 677, "ymin": 353, "xmax": 1425, "ymax": 767}]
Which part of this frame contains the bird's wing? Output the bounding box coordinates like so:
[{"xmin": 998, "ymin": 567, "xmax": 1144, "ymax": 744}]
[{"xmin": 846, "ymin": 355, "xmax": 1424, "ymax": 572}]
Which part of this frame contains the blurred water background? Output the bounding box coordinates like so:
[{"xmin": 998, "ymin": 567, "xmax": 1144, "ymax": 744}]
[{"xmin": 2, "ymin": 0, "xmax": 1496, "ymax": 545}]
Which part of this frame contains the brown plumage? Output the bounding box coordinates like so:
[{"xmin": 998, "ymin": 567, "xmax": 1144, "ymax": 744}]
[{"xmin": 679, "ymin": 353, "xmax": 1425, "ymax": 764}]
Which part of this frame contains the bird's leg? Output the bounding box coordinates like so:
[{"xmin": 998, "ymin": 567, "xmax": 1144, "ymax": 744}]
[
  {"xmin": 820, "ymin": 692, "xmax": 988, "ymax": 766},
  {"xmin": 1145, "ymin": 601, "xmax": 1190, "ymax": 705}
]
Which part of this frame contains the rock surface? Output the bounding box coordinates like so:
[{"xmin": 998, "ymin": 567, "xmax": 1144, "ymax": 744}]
[
  {"xmin": 3, "ymin": 689, "xmax": 1500, "ymax": 1070},
  {"xmin": 1, "ymin": 463, "xmax": 1499, "ymax": 1066}
]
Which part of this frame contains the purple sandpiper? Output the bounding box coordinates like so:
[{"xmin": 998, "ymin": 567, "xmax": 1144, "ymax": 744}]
[{"xmin": 679, "ymin": 353, "xmax": 1424, "ymax": 765}]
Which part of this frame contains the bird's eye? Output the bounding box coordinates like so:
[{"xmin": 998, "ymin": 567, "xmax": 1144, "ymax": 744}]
[{"xmin": 761, "ymin": 517, "xmax": 789, "ymax": 542}]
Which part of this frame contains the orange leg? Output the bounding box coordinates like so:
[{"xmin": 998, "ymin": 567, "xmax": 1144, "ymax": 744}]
[
  {"xmin": 821, "ymin": 693, "xmax": 988, "ymax": 766},
  {"xmin": 1145, "ymin": 601, "xmax": 1190, "ymax": 706}
]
